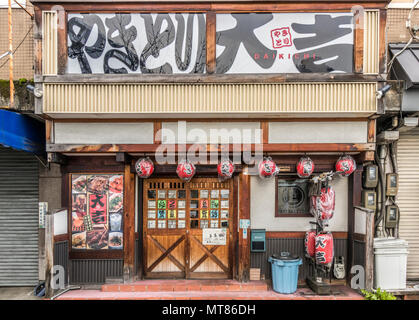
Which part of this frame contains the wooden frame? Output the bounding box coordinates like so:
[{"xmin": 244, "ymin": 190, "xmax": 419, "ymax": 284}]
[
  {"xmin": 274, "ymin": 176, "xmax": 312, "ymax": 218},
  {"xmin": 142, "ymin": 177, "xmax": 236, "ymax": 279},
  {"xmin": 48, "ymin": 143, "xmax": 376, "ymax": 153},
  {"xmin": 33, "ymin": 1, "xmax": 389, "ymax": 82}
]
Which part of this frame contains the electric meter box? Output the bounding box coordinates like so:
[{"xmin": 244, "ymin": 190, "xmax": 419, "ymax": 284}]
[
  {"xmin": 386, "ymin": 173, "xmax": 399, "ymax": 196},
  {"xmin": 385, "ymin": 205, "xmax": 400, "ymax": 228},
  {"xmin": 251, "ymin": 229, "xmax": 266, "ymax": 252},
  {"xmin": 363, "ymin": 165, "xmax": 378, "ymax": 188},
  {"xmin": 362, "ymin": 190, "xmax": 377, "ymax": 211}
]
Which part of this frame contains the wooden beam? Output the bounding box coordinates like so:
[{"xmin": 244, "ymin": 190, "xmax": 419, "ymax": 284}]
[
  {"xmin": 153, "ymin": 121, "xmax": 162, "ymax": 144},
  {"xmin": 266, "ymin": 231, "xmax": 348, "ymax": 239},
  {"xmin": 47, "ymin": 143, "xmax": 376, "ymax": 153},
  {"xmin": 47, "ymin": 152, "xmax": 67, "ymax": 164},
  {"xmin": 238, "ymin": 169, "xmax": 250, "ymax": 282},
  {"xmin": 34, "ymin": 8, "xmax": 43, "ymax": 76},
  {"xmin": 33, "ymin": 2, "xmax": 389, "ymax": 11},
  {"xmin": 347, "ymin": 165, "xmax": 363, "ymax": 283},
  {"xmin": 116, "ymin": 152, "xmax": 129, "ymax": 163},
  {"xmin": 206, "ymin": 11, "xmax": 216, "ymax": 74},
  {"xmin": 367, "ymin": 119, "xmax": 376, "ymax": 143},
  {"xmin": 378, "ymin": 9, "xmax": 387, "ymax": 74},
  {"xmin": 57, "ymin": 9, "xmax": 67, "ymax": 75},
  {"xmin": 45, "ymin": 120, "xmax": 52, "ymax": 144},
  {"xmin": 353, "ymin": 8, "xmax": 364, "ymax": 73},
  {"xmin": 42, "ymin": 73, "xmax": 383, "ymax": 84},
  {"xmin": 123, "ymin": 163, "xmax": 135, "ymax": 282},
  {"xmin": 365, "ymin": 210, "xmax": 375, "ymax": 290}
]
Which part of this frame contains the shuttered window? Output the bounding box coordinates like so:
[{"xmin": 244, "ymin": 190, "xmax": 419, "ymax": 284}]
[
  {"xmin": 397, "ymin": 129, "xmax": 419, "ymax": 279},
  {"xmin": 0, "ymin": 147, "xmax": 39, "ymax": 286}
]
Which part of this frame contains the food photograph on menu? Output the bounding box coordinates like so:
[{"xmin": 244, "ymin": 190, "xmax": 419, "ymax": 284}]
[{"xmin": 71, "ymin": 174, "xmax": 124, "ymax": 250}]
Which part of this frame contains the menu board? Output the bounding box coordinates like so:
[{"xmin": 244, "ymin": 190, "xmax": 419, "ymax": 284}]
[{"xmin": 71, "ymin": 174, "xmax": 124, "ymax": 250}]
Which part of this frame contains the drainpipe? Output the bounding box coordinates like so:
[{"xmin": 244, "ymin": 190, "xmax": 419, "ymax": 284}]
[{"xmin": 8, "ymin": 0, "xmax": 14, "ymax": 108}]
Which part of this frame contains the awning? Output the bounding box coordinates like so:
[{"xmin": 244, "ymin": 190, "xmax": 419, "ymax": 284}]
[
  {"xmin": 389, "ymin": 43, "xmax": 419, "ymax": 90},
  {"xmin": 389, "ymin": 43, "xmax": 419, "ymax": 112},
  {"xmin": 0, "ymin": 109, "xmax": 45, "ymax": 154}
]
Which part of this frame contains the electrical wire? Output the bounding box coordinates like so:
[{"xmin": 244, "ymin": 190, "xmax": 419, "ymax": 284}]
[
  {"xmin": 0, "ymin": 23, "xmax": 34, "ymax": 70},
  {"xmin": 387, "ymin": 0, "xmax": 419, "ymax": 75}
]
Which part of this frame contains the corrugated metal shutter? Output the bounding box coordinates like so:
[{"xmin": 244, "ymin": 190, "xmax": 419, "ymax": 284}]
[
  {"xmin": 397, "ymin": 128, "xmax": 419, "ymax": 279},
  {"xmin": 0, "ymin": 147, "xmax": 39, "ymax": 286}
]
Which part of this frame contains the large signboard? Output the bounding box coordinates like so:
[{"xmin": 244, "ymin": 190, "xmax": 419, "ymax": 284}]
[
  {"xmin": 71, "ymin": 174, "xmax": 124, "ymax": 250},
  {"xmin": 67, "ymin": 12, "xmax": 354, "ymax": 74},
  {"xmin": 216, "ymin": 13, "xmax": 354, "ymax": 74},
  {"xmin": 67, "ymin": 13, "xmax": 206, "ymax": 74}
]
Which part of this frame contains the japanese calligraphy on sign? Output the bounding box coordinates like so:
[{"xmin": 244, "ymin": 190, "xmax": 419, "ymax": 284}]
[
  {"xmin": 67, "ymin": 12, "xmax": 353, "ymax": 75},
  {"xmin": 202, "ymin": 228, "xmax": 227, "ymax": 246},
  {"xmin": 216, "ymin": 12, "xmax": 354, "ymax": 74},
  {"xmin": 67, "ymin": 13, "xmax": 206, "ymax": 74}
]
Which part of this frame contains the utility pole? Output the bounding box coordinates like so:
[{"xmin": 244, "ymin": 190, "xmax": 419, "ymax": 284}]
[{"xmin": 8, "ymin": 0, "xmax": 14, "ymax": 108}]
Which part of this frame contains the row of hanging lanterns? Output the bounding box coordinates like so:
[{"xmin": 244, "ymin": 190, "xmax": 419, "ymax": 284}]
[{"xmin": 134, "ymin": 154, "xmax": 357, "ymax": 181}]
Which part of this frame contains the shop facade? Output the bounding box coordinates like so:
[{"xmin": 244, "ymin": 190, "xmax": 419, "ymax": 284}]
[{"xmin": 32, "ymin": 0, "xmax": 388, "ymax": 285}]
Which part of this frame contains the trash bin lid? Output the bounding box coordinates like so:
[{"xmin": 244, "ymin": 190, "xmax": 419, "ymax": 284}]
[{"xmin": 272, "ymin": 252, "xmax": 300, "ymax": 261}]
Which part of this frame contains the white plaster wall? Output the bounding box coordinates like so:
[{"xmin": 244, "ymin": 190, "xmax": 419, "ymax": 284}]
[
  {"xmin": 54, "ymin": 122, "xmax": 154, "ymax": 144},
  {"xmin": 162, "ymin": 122, "xmax": 261, "ymax": 144},
  {"xmin": 268, "ymin": 121, "xmax": 368, "ymax": 144},
  {"xmin": 250, "ymin": 175, "xmax": 348, "ymax": 232}
]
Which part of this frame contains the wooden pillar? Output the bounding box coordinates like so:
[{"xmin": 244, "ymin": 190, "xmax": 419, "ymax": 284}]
[
  {"xmin": 347, "ymin": 165, "xmax": 363, "ymax": 283},
  {"xmin": 365, "ymin": 210, "xmax": 375, "ymax": 290},
  {"xmin": 44, "ymin": 212, "xmax": 54, "ymax": 298},
  {"xmin": 238, "ymin": 170, "xmax": 251, "ymax": 282},
  {"xmin": 123, "ymin": 164, "xmax": 135, "ymax": 282}
]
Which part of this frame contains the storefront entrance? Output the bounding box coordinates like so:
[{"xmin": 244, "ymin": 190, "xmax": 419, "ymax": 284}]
[{"xmin": 142, "ymin": 178, "xmax": 234, "ymax": 279}]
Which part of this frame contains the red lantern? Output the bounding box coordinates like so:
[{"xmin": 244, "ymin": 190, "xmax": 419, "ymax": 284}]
[
  {"xmin": 217, "ymin": 159, "xmax": 235, "ymax": 181},
  {"xmin": 310, "ymin": 187, "xmax": 335, "ymax": 221},
  {"xmin": 317, "ymin": 187, "xmax": 335, "ymax": 221},
  {"xmin": 258, "ymin": 157, "xmax": 278, "ymax": 179},
  {"xmin": 304, "ymin": 230, "xmax": 316, "ymax": 257},
  {"xmin": 135, "ymin": 157, "xmax": 154, "ymax": 178},
  {"xmin": 176, "ymin": 159, "xmax": 196, "ymax": 182},
  {"xmin": 335, "ymin": 155, "xmax": 356, "ymax": 176},
  {"xmin": 315, "ymin": 232, "xmax": 334, "ymax": 266},
  {"xmin": 296, "ymin": 156, "xmax": 314, "ymax": 178}
]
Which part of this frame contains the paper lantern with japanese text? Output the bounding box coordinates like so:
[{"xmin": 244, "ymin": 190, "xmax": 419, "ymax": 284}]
[
  {"xmin": 315, "ymin": 232, "xmax": 334, "ymax": 266},
  {"xmin": 135, "ymin": 157, "xmax": 154, "ymax": 178},
  {"xmin": 176, "ymin": 159, "xmax": 196, "ymax": 182},
  {"xmin": 317, "ymin": 187, "xmax": 335, "ymax": 221},
  {"xmin": 258, "ymin": 157, "xmax": 279, "ymax": 179},
  {"xmin": 304, "ymin": 230, "xmax": 316, "ymax": 257},
  {"xmin": 217, "ymin": 159, "xmax": 235, "ymax": 181},
  {"xmin": 296, "ymin": 156, "xmax": 315, "ymax": 178},
  {"xmin": 335, "ymin": 155, "xmax": 356, "ymax": 177}
]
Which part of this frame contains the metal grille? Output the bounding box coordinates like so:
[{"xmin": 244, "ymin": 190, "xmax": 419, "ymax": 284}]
[
  {"xmin": 70, "ymin": 259, "xmax": 123, "ymax": 284},
  {"xmin": 43, "ymin": 82, "xmax": 378, "ymax": 115},
  {"xmin": 42, "ymin": 11, "xmax": 57, "ymax": 75},
  {"xmin": 0, "ymin": 147, "xmax": 39, "ymax": 286},
  {"xmin": 363, "ymin": 10, "xmax": 380, "ymax": 74},
  {"xmin": 397, "ymin": 129, "xmax": 419, "ymax": 279}
]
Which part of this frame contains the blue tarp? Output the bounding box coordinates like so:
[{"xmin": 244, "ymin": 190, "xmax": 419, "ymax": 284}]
[{"xmin": 0, "ymin": 109, "xmax": 45, "ymax": 154}]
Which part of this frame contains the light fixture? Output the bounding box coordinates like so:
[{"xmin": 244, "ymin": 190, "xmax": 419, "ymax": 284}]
[
  {"xmin": 376, "ymin": 84, "xmax": 392, "ymax": 99},
  {"xmin": 26, "ymin": 84, "xmax": 43, "ymax": 98}
]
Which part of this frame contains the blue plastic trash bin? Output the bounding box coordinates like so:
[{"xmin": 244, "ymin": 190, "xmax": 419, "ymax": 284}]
[{"xmin": 268, "ymin": 252, "xmax": 302, "ymax": 294}]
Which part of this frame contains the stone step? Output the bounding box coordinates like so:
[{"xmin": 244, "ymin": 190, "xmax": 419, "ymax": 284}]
[
  {"xmin": 56, "ymin": 286, "xmax": 363, "ymax": 300},
  {"xmin": 102, "ymin": 280, "xmax": 269, "ymax": 293}
]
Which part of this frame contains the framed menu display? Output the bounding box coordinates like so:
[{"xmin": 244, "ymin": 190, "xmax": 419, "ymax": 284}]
[{"xmin": 71, "ymin": 174, "xmax": 124, "ymax": 250}]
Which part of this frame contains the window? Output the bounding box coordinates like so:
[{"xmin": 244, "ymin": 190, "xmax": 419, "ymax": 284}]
[{"xmin": 275, "ymin": 178, "xmax": 310, "ymax": 217}]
